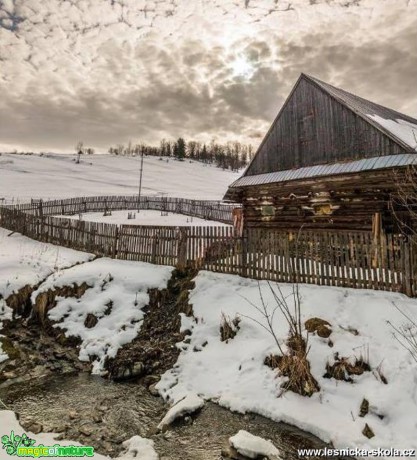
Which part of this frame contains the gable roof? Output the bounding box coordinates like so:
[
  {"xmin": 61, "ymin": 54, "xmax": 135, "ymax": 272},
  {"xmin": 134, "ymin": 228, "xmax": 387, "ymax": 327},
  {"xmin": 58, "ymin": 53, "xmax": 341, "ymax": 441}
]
[
  {"xmin": 240, "ymin": 73, "xmax": 417, "ymax": 179},
  {"xmin": 305, "ymin": 74, "xmax": 417, "ymax": 152}
]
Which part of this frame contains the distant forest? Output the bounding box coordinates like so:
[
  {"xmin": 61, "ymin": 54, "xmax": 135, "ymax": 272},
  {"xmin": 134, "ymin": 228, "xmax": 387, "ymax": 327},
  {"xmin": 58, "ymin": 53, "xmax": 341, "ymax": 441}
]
[{"xmin": 107, "ymin": 138, "xmax": 255, "ymax": 171}]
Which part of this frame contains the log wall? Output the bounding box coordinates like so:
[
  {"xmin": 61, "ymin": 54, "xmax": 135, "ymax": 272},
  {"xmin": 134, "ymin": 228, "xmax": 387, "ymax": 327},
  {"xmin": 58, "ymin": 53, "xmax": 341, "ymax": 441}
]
[{"xmin": 239, "ymin": 169, "xmax": 406, "ymax": 232}]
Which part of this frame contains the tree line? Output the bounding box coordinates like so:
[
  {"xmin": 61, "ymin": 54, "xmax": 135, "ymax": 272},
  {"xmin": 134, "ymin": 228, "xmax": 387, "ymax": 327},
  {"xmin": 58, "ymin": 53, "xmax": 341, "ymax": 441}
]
[{"xmin": 107, "ymin": 138, "xmax": 255, "ymax": 171}]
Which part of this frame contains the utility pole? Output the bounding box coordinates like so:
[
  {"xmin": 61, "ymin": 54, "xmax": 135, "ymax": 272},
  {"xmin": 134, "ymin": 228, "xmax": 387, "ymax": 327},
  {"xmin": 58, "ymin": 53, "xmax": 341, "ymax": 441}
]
[{"xmin": 138, "ymin": 150, "xmax": 144, "ymax": 212}]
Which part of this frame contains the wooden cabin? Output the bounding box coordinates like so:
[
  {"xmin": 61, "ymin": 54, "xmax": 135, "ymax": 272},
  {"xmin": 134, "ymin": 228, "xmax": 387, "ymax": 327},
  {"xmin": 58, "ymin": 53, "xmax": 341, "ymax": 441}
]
[{"xmin": 225, "ymin": 73, "xmax": 417, "ymax": 233}]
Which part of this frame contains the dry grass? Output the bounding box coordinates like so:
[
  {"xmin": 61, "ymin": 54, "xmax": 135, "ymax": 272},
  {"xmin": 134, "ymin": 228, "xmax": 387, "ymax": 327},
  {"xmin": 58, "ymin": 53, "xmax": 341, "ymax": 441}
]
[
  {"xmin": 220, "ymin": 313, "xmax": 241, "ymax": 342},
  {"xmin": 324, "ymin": 351, "xmax": 371, "ymax": 383}
]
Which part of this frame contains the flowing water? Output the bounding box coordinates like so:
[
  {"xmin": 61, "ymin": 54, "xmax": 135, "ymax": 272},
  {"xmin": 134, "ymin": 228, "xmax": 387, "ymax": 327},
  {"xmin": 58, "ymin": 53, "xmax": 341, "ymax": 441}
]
[{"xmin": 0, "ymin": 373, "xmax": 341, "ymax": 459}]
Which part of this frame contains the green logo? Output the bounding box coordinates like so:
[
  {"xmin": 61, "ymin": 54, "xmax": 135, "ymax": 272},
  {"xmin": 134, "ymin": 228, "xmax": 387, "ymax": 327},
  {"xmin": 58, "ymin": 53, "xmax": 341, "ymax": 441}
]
[{"xmin": 1, "ymin": 431, "xmax": 94, "ymax": 458}]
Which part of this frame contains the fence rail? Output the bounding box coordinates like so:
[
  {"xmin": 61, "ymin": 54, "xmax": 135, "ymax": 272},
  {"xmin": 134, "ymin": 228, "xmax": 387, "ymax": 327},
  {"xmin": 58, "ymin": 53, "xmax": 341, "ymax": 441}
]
[
  {"xmin": 1, "ymin": 195, "xmax": 236, "ymax": 224},
  {"xmin": 1, "ymin": 199, "xmax": 416, "ymax": 296}
]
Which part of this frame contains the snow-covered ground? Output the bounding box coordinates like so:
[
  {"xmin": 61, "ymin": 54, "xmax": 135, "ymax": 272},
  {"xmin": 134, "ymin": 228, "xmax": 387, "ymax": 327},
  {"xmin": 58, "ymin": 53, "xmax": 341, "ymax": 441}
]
[
  {"xmin": 31, "ymin": 258, "xmax": 173, "ymax": 374},
  {"xmin": 0, "ymin": 227, "xmax": 94, "ymax": 301},
  {"xmin": 0, "ymin": 227, "xmax": 95, "ymax": 362},
  {"xmin": 157, "ymin": 271, "xmax": 417, "ymax": 452},
  {"xmin": 0, "ymin": 153, "xmax": 240, "ymax": 202},
  {"xmin": 60, "ymin": 210, "xmax": 230, "ymax": 227}
]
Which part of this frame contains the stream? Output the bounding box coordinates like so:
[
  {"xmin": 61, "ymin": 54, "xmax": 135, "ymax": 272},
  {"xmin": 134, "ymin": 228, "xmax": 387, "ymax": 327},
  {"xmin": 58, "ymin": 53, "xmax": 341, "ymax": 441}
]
[{"xmin": 0, "ymin": 372, "xmax": 343, "ymax": 460}]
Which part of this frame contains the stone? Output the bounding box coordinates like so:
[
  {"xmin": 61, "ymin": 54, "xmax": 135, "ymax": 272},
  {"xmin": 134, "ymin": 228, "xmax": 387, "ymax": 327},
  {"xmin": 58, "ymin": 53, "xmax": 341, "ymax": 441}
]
[
  {"xmin": 26, "ymin": 422, "xmax": 43, "ymax": 435},
  {"xmin": 359, "ymin": 398, "xmax": 369, "ymax": 417},
  {"xmin": 84, "ymin": 314, "xmax": 98, "ymax": 329},
  {"xmin": 148, "ymin": 383, "xmax": 160, "ymax": 397},
  {"xmin": 92, "ymin": 411, "xmax": 103, "ymax": 423},
  {"xmin": 52, "ymin": 424, "xmax": 66, "ymax": 433},
  {"xmin": 112, "ymin": 361, "xmax": 144, "ymax": 381},
  {"xmin": 2, "ymin": 371, "xmax": 17, "ymax": 379},
  {"xmin": 221, "ymin": 445, "xmax": 247, "ymax": 460},
  {"xmin": 53, "ymin": 351, "xmax": 67, "ymax": 359},
  {"xmin": 362, "ymin": 423, "xmax": 375, "ymax": 439},
  {"xmin": 68, "ymin": 410, "xmax": 78, "ymax": 419},
  {"xmin": 142, "ymin": 374, "xmax": 159, "ymax": 386},
  {"xmin": 78, "ymin": 425, "xmax": 94, "ymax": 436}
]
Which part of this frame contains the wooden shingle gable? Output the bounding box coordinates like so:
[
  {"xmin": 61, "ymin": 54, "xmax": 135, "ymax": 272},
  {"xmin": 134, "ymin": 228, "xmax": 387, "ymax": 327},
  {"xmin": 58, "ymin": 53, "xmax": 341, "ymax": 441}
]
[{"xmin": 244, "ymin": 74, "xmax": 415, "ymax": 177}]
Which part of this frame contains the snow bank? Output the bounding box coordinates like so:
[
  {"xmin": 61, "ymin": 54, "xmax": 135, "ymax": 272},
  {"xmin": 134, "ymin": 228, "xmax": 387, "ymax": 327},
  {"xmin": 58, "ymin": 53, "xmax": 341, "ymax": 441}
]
[
  {"xmin": 118, "ymin": 436, "xmax": 159, "ymax": 460},
  {"xmin": 229, "ymin": 430, "xmax": 281, "ymax": 459},
  {"xmin": 157, "ymin": 271, "xmax": 417, "ymax": 451},
  {"xmin": 157, "ymin": 393, "xmax": 204, "ymax": 430},
  {"xmin": 0, "ymin": 227, "xmax": 94, "ymax": 300},
  {"xmin": 31, "ymin": 258, "xmax": 173, "ymax": 374}
]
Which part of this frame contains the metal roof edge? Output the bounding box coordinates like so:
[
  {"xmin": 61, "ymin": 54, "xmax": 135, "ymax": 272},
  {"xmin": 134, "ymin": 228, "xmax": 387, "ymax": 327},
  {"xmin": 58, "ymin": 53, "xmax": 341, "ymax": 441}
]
[{"xmin": 228, "ymin": 154, "xmax": 417, "ymax": 188}]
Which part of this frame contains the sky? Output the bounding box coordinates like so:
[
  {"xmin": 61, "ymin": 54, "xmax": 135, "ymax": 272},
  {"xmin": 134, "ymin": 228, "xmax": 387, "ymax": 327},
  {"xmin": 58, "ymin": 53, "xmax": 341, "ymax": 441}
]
[{"xmin": 0, "ymin": 0, "xmax": 416, "ymax": 153}]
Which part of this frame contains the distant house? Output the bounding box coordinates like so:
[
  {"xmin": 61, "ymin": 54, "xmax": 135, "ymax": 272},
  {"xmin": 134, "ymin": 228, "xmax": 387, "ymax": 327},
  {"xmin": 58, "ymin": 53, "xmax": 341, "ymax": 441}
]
[{"xmin": 225, "ymin": 74, "xmax": 417, "ymax": 234}]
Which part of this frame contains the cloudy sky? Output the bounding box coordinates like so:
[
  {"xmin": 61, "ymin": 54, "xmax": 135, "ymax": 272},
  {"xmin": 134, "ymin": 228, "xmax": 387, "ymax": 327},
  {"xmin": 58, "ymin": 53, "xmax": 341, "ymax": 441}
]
[{"xmin": 0, "ymin": 0, "xmax": 416, "ymax": 153}]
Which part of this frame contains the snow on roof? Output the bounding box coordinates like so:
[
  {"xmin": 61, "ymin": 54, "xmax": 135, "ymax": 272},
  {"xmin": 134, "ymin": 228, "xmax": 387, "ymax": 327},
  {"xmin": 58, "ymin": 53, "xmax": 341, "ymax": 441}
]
[
  {"xmin": 367, "ymin": 115, "xmax": 417, "ymax": 151},
  {"xmin": 306, "ymin": 74, "xmax": 417, "ymax": 153}
]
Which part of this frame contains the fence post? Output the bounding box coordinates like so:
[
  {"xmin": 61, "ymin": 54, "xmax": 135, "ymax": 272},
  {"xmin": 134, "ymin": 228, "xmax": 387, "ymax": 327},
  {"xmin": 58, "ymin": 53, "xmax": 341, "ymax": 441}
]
[
  {"xmin": 112, "ymin": 226, "xmax": 119, "ymax": 259},
  {"xmin": 241, "ymin": 228, "xmax": 248, "ymax": 278},
  {"xmin": 402, "ymin": 238, "xmax": 413, "ymax": 297},
  {"xmin": 151, "ymin": 231, "xmax": 159, "ymax": 264},
  {"xmin": 177, "ymin": 228, "xmax": 188, "ymax": 269}
]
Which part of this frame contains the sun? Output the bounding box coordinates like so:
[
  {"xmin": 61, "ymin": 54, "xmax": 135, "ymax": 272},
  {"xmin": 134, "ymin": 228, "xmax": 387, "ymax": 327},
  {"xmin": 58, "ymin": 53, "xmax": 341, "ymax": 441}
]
[{"xmin": 230, "ymin": 56, "xmax": 255, "ymax": 79}]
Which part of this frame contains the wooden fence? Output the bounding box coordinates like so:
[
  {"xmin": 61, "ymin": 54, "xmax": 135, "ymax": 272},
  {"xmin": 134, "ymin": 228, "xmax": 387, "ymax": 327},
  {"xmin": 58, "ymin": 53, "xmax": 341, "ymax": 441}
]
[
  {"xmin": 1, "ymin": 203, "xmax": 416, "ymax": 297},
  {"xmin": 2, "ymin": 195, "xmax": 235, "ymax": 225}
]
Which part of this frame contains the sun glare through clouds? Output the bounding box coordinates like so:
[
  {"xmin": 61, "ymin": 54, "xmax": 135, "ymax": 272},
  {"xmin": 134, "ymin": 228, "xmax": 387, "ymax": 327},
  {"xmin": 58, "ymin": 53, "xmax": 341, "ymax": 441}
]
[{"xmin": 230, "ymin": 55, "xmax": 255, "ymax": 79}]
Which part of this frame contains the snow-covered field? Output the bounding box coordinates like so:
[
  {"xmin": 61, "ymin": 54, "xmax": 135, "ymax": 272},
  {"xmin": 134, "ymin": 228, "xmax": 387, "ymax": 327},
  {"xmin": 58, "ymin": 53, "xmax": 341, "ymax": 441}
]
[
  {"xmin": 60, "ymin": 210, "xmax": 230, "ymax": 227},
  {"xmin": 157, "ymin": 271, "xmax": 417, "ymax": 452},
  {"xmin": 0, "ymin": 153, "xmax": 240, "ymax": 202}
]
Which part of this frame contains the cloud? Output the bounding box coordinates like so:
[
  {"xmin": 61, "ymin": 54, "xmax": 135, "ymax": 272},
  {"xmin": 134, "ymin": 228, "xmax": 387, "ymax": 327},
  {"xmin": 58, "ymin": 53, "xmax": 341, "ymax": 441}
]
[{"xmin": 0, "ymin": 0, "xmax": 416, "ymax": 152}]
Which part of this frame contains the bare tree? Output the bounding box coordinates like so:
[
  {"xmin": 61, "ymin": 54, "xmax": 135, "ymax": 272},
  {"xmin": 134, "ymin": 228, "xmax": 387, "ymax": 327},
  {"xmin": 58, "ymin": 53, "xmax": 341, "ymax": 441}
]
[
  {"xmin": 75, "ymin": 141, "xmax": 84, "ymax": 164},
  {"xmin": 388, "ymin": 302, "xmax": 417, "ymax": 364},
  {"xmin": 390, "ymin": 164, "xmax": 417, "ymax": 242}
]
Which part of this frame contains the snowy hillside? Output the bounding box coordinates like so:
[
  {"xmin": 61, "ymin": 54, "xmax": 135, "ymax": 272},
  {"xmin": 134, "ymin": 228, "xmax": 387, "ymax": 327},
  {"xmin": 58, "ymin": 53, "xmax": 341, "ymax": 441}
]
[{"xmin": 0, "ymin": 153, "xmax": 241, "ymax": 202}]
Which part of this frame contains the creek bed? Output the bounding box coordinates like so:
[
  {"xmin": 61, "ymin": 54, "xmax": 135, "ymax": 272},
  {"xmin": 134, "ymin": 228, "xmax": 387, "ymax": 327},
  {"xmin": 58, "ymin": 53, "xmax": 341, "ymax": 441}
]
[{"xmin": 0, "ymin": 373, "xmax": 341, "ymax": 459}]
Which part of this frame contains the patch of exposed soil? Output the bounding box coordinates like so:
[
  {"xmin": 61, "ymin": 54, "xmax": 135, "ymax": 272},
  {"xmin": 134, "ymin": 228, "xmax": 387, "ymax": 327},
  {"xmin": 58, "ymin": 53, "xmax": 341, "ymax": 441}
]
[{"xmin": 107, "ymin": 267, "xmax": 197, "ymax": 382}]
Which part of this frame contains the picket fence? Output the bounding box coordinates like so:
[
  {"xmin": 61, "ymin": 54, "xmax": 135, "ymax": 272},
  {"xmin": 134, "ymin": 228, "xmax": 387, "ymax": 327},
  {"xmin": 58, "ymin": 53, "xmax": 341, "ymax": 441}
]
[{"xmin": 1, "ymin": 199, "xmax": 416, "ymax": 296}]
